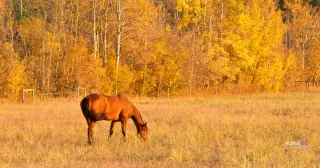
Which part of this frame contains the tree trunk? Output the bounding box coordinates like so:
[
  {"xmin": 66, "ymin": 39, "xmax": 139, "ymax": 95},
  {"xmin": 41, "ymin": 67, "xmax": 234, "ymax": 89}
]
[
  {"xmin": 103, "ymin": 20, "xmax": 108, "ymax": 67},
  {"xmin": 115, "ymin": 0, "xmax": 121, "ymax": 94},
  {"xmin": 93, "ymin": 0, "xmax": 97, "ymax": 59},
  {"xmin": 42, "ymin": 10, "xmax": 47, "ymax": 93},
  {"xmin": 219, "ymin": 0, "xmax": 224, "ymax": 48},
  {"xmin": 20, "ymin": 0, "xmax": 23, "ymax": 19},
  {"xmin": 74, "ymin": 1, "xmax": 79, "ymax": 47},
  {"xmin": 302, "ymin": 33, "xmax": 309, "ymax": 81}
]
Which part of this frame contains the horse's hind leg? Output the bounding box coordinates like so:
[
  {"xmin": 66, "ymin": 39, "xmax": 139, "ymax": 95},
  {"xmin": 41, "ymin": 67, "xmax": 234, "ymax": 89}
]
[{"xmin": 88, "ymin": 121, "xmax": 96, "ymax": 145}]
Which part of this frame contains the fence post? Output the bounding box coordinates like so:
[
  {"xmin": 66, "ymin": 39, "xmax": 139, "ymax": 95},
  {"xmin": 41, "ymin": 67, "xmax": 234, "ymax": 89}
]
[
  {"xmin": 22, "ymin": 89, "xmax": 35, "ymax": 103},
  {"xmin": 32, "ymin": 89, "xmax": 34, "ymax": 101},
  {"xmin": 22, "ymin": 89, "xmax": 24, "ymax": 102},
  {"xmin": 77, "ymin": 87, "xmax": 79, "ymax": 99},
  {"xmin": 77, "ymin": 87, "xmax": 86, "ymax": 99}
]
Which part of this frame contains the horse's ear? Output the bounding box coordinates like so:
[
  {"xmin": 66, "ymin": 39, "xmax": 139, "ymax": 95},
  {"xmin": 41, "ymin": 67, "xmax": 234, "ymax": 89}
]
[{"xmin": 144, "ymin": 122, "xmax": 147, "ymax": 126}]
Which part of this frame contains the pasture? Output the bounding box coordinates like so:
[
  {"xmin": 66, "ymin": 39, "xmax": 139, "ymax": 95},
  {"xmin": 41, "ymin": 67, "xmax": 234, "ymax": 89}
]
[{"xmin": 0, "ymin": 93, "xmax": 319, "ymax": 167}]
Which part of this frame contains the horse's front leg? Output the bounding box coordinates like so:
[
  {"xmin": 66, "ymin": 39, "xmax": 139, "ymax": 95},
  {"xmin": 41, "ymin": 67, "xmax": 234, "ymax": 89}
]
[
  {"xmin": 109, "ymin": 121, "xmax": 117, "ymax": 140},
  {"xmin": 121, "ymin": 119, "xmax": 128, "ymax": 142},
  {"xmin": 88, "ymin": 121, "xmax": 96, "ymax": 145}
]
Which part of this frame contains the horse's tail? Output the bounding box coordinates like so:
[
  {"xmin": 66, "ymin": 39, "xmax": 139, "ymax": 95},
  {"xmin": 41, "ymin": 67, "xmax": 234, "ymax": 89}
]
[{"xmin": 80, "ymin": 96, "xmax": 91, "ymax": 124}]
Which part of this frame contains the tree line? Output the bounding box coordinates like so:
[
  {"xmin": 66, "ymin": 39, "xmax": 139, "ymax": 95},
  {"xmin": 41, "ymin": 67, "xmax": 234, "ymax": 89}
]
[{"xmin": 0, "ymin": 0, "xmax": 320, "ymax": 99}]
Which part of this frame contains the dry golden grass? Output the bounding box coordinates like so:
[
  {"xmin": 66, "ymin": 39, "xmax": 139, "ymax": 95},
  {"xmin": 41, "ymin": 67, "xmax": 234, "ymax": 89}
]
[{"xmin": 0, "ymin": 93, "xmax": 319, "ymax": 167}]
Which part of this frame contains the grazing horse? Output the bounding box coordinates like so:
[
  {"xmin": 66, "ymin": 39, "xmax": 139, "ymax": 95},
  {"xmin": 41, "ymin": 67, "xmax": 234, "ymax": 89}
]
[{"xmin": 80, "ymin": 94, "xmax": 148, "ymax": 145}]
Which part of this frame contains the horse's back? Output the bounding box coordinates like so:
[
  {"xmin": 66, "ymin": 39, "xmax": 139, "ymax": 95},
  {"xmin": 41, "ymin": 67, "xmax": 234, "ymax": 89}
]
[
  {"xmin": 100, "ymin": 94, "xmax": 135, "ymax": 119},
  {"xmin": 81, "ymin": 94, "xmax": 133, "ymax": 121}
]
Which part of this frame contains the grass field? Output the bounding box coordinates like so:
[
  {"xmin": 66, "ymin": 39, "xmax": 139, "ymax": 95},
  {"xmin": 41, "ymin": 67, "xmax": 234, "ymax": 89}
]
[{"xmin": 0, "ymin": 93, "xmax": 319, "ymax": 167}]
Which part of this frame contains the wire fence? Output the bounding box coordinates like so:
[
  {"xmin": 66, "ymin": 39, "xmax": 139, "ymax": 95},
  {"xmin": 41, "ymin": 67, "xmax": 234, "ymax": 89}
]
[
  {"xmin": 22, "ymin": 87, "xmax": 87, "ymax": 102},
  {"xmin": 295, "ymin": 80, "xmax": 320, "ymax": 88}
]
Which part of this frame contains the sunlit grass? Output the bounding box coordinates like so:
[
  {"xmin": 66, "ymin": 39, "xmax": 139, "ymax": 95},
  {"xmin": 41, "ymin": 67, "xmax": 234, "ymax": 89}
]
[{"xmin": 0, "ymin": 93, "xmax": 319, "ymax": 167}]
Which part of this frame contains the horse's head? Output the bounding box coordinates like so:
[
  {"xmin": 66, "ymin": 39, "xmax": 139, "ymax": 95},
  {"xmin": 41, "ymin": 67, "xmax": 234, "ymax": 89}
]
[{"xmin": 139, "ymin": 122, "xmax": 148, "ymax": 141}]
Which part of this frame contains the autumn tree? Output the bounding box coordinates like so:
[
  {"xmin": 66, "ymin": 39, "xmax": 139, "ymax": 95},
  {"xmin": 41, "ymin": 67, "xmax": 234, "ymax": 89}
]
[
  {"xmin": 1, "ymin": 0, "xmax": 320, "ymax": 100},
  {"xmin": 281, "ymin": 0, "xmax": 320, "ymax": 88}
]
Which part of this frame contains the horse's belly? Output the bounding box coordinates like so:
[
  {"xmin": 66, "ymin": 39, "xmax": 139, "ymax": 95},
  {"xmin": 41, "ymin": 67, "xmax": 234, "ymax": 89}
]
[
  {"xmin": 104, "ymin": 108, "xmax": 121, "ymax": 121},
  {"xmin": 104, "ymin": 114, "xmax": 119, "ymax": 121},
  {"xmin": 90, "ymin": 113, "xmax": 107, "ymax": 121},
  {"xmin": 90, "ymin": 112, "xmax": 119, "ymax": 121}
]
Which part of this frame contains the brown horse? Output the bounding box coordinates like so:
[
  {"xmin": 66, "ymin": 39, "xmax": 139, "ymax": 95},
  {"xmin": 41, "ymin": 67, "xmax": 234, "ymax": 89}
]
[{"xmin": 80, "ymin": 94, "xmax": 148, "ymax": 145}]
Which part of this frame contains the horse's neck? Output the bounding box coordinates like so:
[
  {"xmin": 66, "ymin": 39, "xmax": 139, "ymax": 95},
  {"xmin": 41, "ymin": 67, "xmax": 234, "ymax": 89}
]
[{"xmin": 131, "ymin": 106, "xmax": 144, "ymax": 133}]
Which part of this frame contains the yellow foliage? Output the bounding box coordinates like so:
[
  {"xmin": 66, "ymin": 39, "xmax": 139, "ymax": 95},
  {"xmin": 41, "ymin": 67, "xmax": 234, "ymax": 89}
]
[
  {"xmin": 0, "ymin": 0, "xmax": 319, "ymax": 98},
  {"xmin": 176, "ymin": 0, "xmax": 203, "ymax": 30},
  {"xmin": 2, "ymin": 60, "xmax": 25, "ymax": 99},
  {"xmin": 256, "ymin": 59, "xmax": 285, "ymax": 92},
  {"xmin": 0, "ymin": 43, "xmax": 25, "ymax": 99},
  {"xmin": 19, "ymin": 17, "xmax": 44, "ymax": 51}
]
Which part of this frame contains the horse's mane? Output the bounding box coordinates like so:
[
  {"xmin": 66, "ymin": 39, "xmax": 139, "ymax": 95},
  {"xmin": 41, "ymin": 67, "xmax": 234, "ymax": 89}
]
[{"xmin": 133, "ymin": 105, "xmax": 144, "ymax": 123}]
